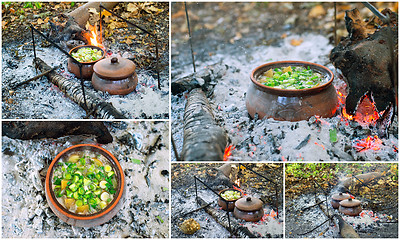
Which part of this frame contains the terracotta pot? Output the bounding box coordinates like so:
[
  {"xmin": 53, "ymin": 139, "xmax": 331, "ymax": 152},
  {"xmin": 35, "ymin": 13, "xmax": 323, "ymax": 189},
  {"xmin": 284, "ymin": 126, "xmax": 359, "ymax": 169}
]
[
  {"xmin": 339, "ymin": 198, "xmax": 362, "ymax": 216},
  {"xmin": 92, "ymin": 57, "xmax": 138, "ymax": 95},
  {"xmin": 45, "ymin": 144, "xmax": 125, "ymax": 227},
  {"xmin": 217, "ymin": 188, "xmax": 242, "ymax": 212},
  {"xmin": 233, "ymin": 196, "xmax": 264, "ymax": 222},
  {"xmin": 246, "ymin": 61, "xmax": 338, "ymax": 121},
  {"xmin": 67, "ymin": 45, "xmax": 105, "ymax": 79},
  {"xmin": 331, "ymin": 192, "xmax": 351, "ymax": 209}
]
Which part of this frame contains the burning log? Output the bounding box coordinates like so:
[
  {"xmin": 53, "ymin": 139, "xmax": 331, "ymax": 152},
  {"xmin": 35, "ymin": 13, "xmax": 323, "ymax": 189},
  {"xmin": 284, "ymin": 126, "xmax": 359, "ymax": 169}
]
[
  {"xmin": 171, "ymin": 63, "xmax": 229, "ymax": 95},
  {"xmin": 340, "ymin": 172, "xmax": 384, "ymax": 189},
  {"xmin": 33, "ymin": 57, "xmax": 126, "ymax": 119},
  {"xmin": 333, "ymin": 214, "xmax": 360, "ymax": 238},
  {"xmin": 181, "ymin": 88, "xmax": 228, "ymax": 161},
  {"xmin": 2, "ymin": 121, "xmax": 113, "ymax": 144},
  {"xmin": 196, "ymin": 196, "xmax": 257, "ymax": 238},
  {"xmin": 330, "ymin": 8, "xmax": 397, "ymax": 116}
]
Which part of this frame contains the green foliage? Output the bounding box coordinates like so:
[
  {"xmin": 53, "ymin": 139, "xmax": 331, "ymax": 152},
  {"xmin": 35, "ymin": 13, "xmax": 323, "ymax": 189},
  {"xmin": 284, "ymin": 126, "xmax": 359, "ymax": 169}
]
[
  {"xmin": 286, "ymin": 163, "xmax": 337, "ymax": 180},
  {"xmin": 329, "ymin": 128, "xmax": 337, "ymax": 143},
  {"xmin": 71, "ymin": 2, "xmax": 75, "ymax": 7},
  {"xmin": 23, "ymin": 2, "xmax": 41, "ymax": 9}
]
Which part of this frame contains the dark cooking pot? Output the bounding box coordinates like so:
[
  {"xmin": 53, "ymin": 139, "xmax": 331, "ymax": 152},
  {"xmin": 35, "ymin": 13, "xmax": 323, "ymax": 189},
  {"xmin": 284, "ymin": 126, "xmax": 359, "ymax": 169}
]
[
  {"xmin": 217, "ymin": 188, "xmax": 243, "ymax": 212},
  {"xmin": 233, "ymin": 196, "xmax": 264, "ymax": 222},
  {"xmin": 92, "ymin": 57, "xmax": 138, "ymax": 95},
  {"xmin": 339, "ymin": 198, "xmax": 362, "ymax": 216},
  {"xmin": 67, "ymin": 45, "xmax": 105, "ymax": 79},
  {"xmin": 331, "ymin": 192, "xmax": 351, "ymax": 209},
  {"xmin": 246, "ymin": 61, "xmax": 338, "ymax": 121}
]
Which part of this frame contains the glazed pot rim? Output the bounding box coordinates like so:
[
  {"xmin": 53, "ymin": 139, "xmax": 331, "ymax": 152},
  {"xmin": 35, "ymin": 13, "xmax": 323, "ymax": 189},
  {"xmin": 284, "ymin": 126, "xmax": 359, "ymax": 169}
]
[
  {"xmin": 218, "ymin": 188, "xmax": 243, "ymax": 202},
  {"xmin": 250, "ymin": 60, "xmax": 334, "ymax": 96},
  {"xmin": 45, "ymin": 144, "xmax": 124, "ymax": 220},
  {"xmin": 68, "ymin": 45, "xmax": 106, "ymax": 65}
]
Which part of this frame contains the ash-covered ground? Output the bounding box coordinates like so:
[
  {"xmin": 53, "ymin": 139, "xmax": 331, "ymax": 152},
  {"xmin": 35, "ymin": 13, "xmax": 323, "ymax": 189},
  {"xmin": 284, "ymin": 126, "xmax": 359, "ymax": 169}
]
[
  {"xmin": 171, "ymin": 163, "xmax": 283, "ymax": 238},
  {"xmin": 171, "ymin": 2, "xmax": 398, "ymax": 161},
  {"xmin": 2, "ymin": 121, "xmax": 169, "ymax": 238}
]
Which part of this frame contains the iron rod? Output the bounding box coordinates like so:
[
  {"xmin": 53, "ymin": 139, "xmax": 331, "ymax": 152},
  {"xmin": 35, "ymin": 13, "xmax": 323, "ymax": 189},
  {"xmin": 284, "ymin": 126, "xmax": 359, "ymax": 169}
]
[
  {"xmin": 79, "ymin": 66, "xmax": 88, "ymax": 111},
  {"xmin": 194, "ymin": 176, "xmax": 198, "ymax": 200},
  {"xmin": 184, "ymin": 2, "xmax": 196, "ymax": 73},
  {"xmin": 334, "ymin": 2, "xmax": 337, "ymax": 45},
  {"xmin": 238, "ymin": 163, "xmax": 277, "ymax": 186},
  {"xmin": 362, "ymin": 2, "xmax": 390, "ymax": 24},
  {"xmin": 31, "ymin": 26, "xmax": 37, "ymax": 74},
  {"xmin": 171, "ymin": 132, "xmax": 181, "ymax": 161}
]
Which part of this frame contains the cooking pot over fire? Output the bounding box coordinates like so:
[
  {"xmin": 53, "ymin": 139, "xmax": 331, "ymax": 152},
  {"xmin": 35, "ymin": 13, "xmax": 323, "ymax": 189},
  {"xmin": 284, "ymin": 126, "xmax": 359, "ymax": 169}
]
[
  {"xmin": 331, "ymin": 192, "xmax": 351, "ymax": 209},
  {"xmin": 92, "ymin": 57, "xmax": 138, "ymax": 95},
  {"xmin": 339, "ymin": 198, "xmax": 362, "ymax": 216},
  {"xmin": 233, "ymin": 196, "xmax": 264, "ymax": 222}
]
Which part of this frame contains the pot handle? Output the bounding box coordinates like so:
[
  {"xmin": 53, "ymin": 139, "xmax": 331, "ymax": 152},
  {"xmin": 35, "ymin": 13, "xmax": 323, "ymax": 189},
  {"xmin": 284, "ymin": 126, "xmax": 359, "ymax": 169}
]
[{"xmin": 111, "ymin": 57, "xmax": 118, "ymax": 64}]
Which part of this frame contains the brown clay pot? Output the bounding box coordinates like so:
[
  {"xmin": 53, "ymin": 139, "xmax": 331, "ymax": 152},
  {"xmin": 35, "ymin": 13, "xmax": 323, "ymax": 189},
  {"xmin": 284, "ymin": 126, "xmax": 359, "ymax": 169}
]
[
  {"xmin": 331, "ymin": 192, "xmax": 351, "ymax": 209},
  {"xmin": 92, "ymin": 57, "xmax": 138, "ymax": 95},
  {"xmin": 233, "ymin": 196, "xmax": 264, "ymax": 222},
  {"xmin": 67, "ymin": 45, "xmax": 105, "ymax": 79},
  {"xmin": 45, "ymin": 144, "xmax": 125, "ymax": 227},
  {"xmin": 217, "ymin": 188, "xmax": 243, "ymax": 212},
  {"xmin": 246, "ymin": 61, "xmax": 338, "ymax": 121},
  {"xmin": 339, "ymin": 198, "xmax": 362, "ymax": 216}
]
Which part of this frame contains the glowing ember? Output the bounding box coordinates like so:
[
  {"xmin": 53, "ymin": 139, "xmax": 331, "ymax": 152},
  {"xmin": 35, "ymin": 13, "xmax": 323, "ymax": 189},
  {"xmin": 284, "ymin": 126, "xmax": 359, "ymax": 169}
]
[
  {"xmin": 314, "ymin": 142, "xmax": 325, "ymax": 150},
  {"xmin": 223, "ymin": 145, "xmax": 235, "ymax": 161},
  {"xmin": 352, "ymin": 135, "xmax": 383, "ymax": 152},
  {"xmin": 232, "ymin": 185, "xmax": 246, "ymax": 196},
  {"xmin": 83, "ymin": 23, "xmax": 104, "ymax": 48}
]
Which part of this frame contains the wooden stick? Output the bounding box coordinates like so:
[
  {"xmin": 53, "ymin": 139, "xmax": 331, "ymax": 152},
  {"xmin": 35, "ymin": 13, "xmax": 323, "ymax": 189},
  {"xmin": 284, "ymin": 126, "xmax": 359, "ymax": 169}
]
[{"xmin": 12, "ymin": 66, "xmax": 59, "ymax": 89}]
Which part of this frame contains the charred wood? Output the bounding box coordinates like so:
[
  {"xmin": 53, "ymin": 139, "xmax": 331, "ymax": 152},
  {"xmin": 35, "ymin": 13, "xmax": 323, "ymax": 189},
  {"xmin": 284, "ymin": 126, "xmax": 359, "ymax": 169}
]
[
  {"xmin": 181, "ymin": 88, "xmax": 228, "ymax": 161},
  {"xmin": 330, "ymin": 8, "xmax": 398, "ymax": 115},
  {"xmin": 33, "ymin": 57, "xmax": 126, "ymax": 119},
  {"xmin": 171, "ymin": 63, "xmax": 229, "ymax": 95},
  {"xmin": 2, "ymin": 121, "xmax": 113, "ymax": 144},
  {"xmin": 196, "ymin": 196, "xmax": 258, "ymax": 238},
  {"xmin": 340, "ymin": 172, "xmax": 384, "ymax": 189},
  {"xmin": 68, "ymin": 2, "xmax": 119, "ymax": 28},
  {"xmin": 333, "ymin": 214, "xmax": 360, "ymax": 238}
]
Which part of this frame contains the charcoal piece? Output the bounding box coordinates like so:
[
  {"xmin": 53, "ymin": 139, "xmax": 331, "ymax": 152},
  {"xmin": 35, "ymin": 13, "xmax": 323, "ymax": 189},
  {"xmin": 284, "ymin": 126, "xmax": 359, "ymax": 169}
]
[
  {"xmin": 330, "ymin": 8, "xmax": 397, "ymax": 115},
  {"xmin": 181, "ymin": 88, "xmax": 227, "ymax": 161},
  {"xmin": 2, "ymin": 121, "xmax": 113, "ymax": 144}
]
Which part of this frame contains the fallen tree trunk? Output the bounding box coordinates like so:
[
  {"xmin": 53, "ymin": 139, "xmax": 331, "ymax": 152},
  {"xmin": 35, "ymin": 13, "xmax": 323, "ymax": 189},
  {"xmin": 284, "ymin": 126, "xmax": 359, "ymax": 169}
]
[
  {"xmin": 330, "ymin": 8, "xmax": 397, "ymax": 115},
  {"xmin": 2, "ymin": 121, "xmax": 113, "ymax": 144},
  {"xmin": 340, "ymin": 172, "xmax": 384, "ymax": 189},
  {"xmin": 34, "ymin": 57, "xmax": 126, "ymax": 119},
  {"xmin": 181, "ymin": 88, "xmax": 227, "ymax": 161},
  {"xmin": 196, "ymin": 196, "xmax": 257, "ymax": 238},
  {"xmin": 171, "ymin": 63, "xmax": 229, "ymax": 95}
]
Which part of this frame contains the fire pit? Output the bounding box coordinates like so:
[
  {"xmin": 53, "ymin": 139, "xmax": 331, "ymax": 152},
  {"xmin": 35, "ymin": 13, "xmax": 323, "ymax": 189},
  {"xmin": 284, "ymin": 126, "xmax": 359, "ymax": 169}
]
[{"xmin": 246, "ymin": 61, "xmax": 337, "ymax": 121}]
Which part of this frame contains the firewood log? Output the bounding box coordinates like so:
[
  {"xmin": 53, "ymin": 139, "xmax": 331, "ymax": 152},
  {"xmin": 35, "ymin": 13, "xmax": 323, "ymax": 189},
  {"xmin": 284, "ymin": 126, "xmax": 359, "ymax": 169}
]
[
  {"xmin": 33, "ymin": 57, "xmax": 126, "ymax": 119},
  {"xmin": 68, "ymin": 2, "xmax": 119, "ymax": 28},
  {"xmin": 330, "ymin": 8, "xmax": 397, "ymax": 115},
  {"xmin": 2, "ymin": 121, "xmax": 113, "ymax": 144},
  {"xmin": 181, "ymin": 88, "xmax": 227, "ymax": 161},
  {"xmin": 333, "ymin": 214, "xmax": 360, "ymax": 238}
]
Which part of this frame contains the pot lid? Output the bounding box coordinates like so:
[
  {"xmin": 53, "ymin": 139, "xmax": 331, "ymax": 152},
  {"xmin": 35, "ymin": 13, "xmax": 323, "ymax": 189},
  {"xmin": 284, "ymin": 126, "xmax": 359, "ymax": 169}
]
[
  {"xmin": 93, "ymin": 57, "xmax": 136, "ymax": 80},
  {"xmin": 332, "ymin": 192, "xmax": 351, "ymax": 201},
  {"xmin": 235, "ymin": 196, "xmax": 263, "ymax": 211},
  {"xmin": 339, "ymin": 198, "xmax": 361, "ymax": 207}
]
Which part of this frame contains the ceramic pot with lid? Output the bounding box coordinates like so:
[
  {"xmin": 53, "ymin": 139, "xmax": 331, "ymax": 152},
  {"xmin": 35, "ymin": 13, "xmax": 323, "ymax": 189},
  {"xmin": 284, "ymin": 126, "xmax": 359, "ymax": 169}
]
[
  {"xmin": 233, "ymin": 196, "xmax": 264, "ymax": 222},
  {"xmin": 246, "ymin": 61, "xmax": 338, "ymax": 121},
  {"xmin": 92, "ymin": 57, "xmax": 138, "ymax": 95},
  {"xmin": 67, "ymin": 45, "xmax": 105, "ymax": 79},
  {"xmin": 217, "ymin": 188, "xmax": 243, "ymax": 212},
  {"xmin": 331, "ymin": 192, "xmax": 351, "ymax": 209},
  {"xmin": 339, "ymin": 198, "xmax": 362, "ymax": 216}
]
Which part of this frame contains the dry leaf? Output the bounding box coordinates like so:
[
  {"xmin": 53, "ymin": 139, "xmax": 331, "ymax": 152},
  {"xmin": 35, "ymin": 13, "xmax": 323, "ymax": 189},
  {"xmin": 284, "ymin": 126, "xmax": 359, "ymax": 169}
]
[
  {"xmin": 127, "ymin": 3, "xmax": 138, "ymax": 13},
  {"xmin": 88, "ymin": 8, "xmax": 98, "ymax": 14},
  {"xmin": 101, "ymin": 9, "xmax": 112, "ymax": 17},
  {"xmin": 37, "ymin": 18, "xmax": 44, "ymax": 25},
  {"xmin": 290, "ymin": 38, "xmax": 303, "ymax": 46},
  {"xmin": 308, "ymin": 5, "xmax": 326, "ymax": 19},
  {"xmin": 2, "ymin": 21, "xmax": 8, "ymax": 28}
]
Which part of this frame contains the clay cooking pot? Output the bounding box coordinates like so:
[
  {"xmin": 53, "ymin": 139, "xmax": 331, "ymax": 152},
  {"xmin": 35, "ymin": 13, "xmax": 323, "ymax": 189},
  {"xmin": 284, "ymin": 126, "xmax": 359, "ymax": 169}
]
[
  {"xmin": 246, "ymin": 61, "xmax": 338, "ymax": 121},
  {"xmin": 331, "ymin": 192, "xmax": 351, "ymax": 209},
  {"xmin": 92, "ymin": 56, "xmax": 138, "ymax": 95},
  {"xmin": 233, "ymin": 196, "xmax": 264, "ymax": 222},
  {"xmin": 217, "ymin": 188, "xmax": 243, "ymax": 211},
  {"xmin": 67, "ymin": 45, "xmax": 105, "ymax": 79},
  {"xmin": 45, "ymin": 144, "xmax": 125, "ymax": 227},
  {"xmin": 339, "ymin": 198, "xmax": 362, "ymax": 216}
]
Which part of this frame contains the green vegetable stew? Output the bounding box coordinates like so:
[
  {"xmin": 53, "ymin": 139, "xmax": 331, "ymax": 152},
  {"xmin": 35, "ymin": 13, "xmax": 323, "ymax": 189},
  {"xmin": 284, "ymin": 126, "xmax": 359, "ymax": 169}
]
[
  {"xmin": 220, "ymin": 190, "xmax": 241, "ymax": 201},
  {"xmin": 257, "ymin": 66, "xmax": 327, "ymax": 89},
  {"xmin": 71, "ymin": 47, "xmax": 103, "ymax": 63},
  {"xmin": 52, "ymin": 151, "xmax": 118, "ymax": 215}
]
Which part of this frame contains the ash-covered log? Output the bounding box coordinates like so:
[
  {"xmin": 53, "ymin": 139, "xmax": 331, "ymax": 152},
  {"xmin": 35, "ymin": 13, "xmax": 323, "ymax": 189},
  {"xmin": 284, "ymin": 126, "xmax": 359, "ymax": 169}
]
[
  {"xmin": 330, "ymin": 8, "xmax": 397, "ymax": 115},
  {"xmin": 34, "ymin": 57, "xmax": 126, "ymax": 119},
  {"xmin": 196, "ymin": 196, "xmax": 257, "ymax": 238},
  {"xmin": 181, "ymin": 88, "xmax": 228, "ymax": 161},
  {"xmin": 2, "ymin": 121, "xmax": 113, "ymax": 144}
]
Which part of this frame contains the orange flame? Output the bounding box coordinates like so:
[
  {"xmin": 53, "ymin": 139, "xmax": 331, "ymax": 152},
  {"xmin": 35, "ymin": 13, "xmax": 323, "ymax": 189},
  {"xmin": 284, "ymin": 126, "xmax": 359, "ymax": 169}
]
[
  {"xmin": 353, "ymin": 135, "xmax": 383, "ymax": 152},
  {"xmin": 223, "ymin": 145, "xmax": 235, "ymax": 161},
  {"xmin": 233, "ymin": 185, "xmax": 246, "ymax": 196},
  {"xmin": 83, "ymin": 24, "xmax": 104, "ymax": 48},
  {"xmin": 234, "ymin": 178, "xmax": 241, "ymax": 188}
]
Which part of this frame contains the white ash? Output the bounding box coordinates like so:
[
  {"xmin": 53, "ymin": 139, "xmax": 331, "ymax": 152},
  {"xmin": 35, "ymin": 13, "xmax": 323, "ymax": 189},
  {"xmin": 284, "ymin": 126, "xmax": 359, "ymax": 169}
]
[
  {"xmin": 171, "ymin": 33, "xmax": 398, "ymax": 161},
  {"xmin": 2, "ymin": 121, "xmax": 169, "ymax": 238},
  {"xmin": 2, "ymin": 42, "xmax": 169, "ymax": 119}
]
